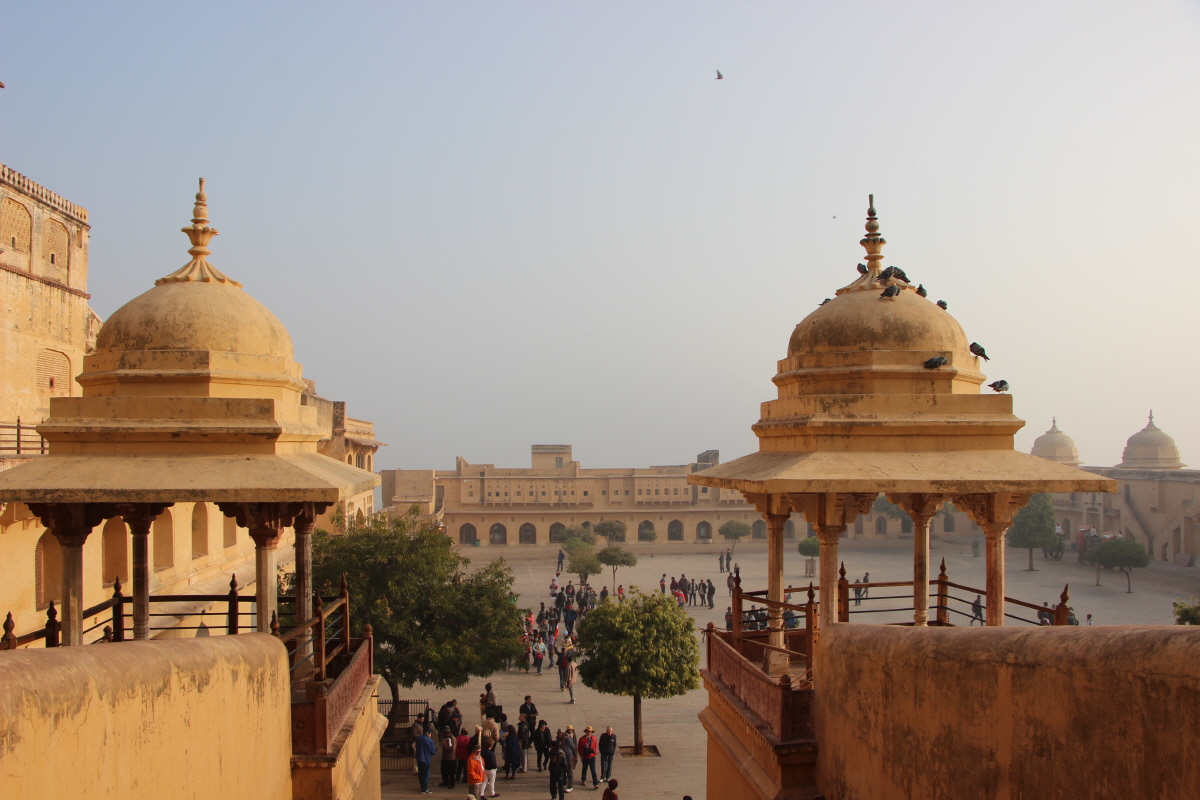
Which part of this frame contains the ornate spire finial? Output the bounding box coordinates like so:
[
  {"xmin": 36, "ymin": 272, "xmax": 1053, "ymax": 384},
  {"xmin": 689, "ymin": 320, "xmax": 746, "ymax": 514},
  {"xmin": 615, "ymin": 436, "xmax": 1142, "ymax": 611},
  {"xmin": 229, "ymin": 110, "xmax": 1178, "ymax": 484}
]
[
  {"xmin": 859, "ymin": 193, "xmax": 886, "ymax": 274},
  {"xmin": 155, "ymin": 179, "xmax": 242, "ymax": 287}
]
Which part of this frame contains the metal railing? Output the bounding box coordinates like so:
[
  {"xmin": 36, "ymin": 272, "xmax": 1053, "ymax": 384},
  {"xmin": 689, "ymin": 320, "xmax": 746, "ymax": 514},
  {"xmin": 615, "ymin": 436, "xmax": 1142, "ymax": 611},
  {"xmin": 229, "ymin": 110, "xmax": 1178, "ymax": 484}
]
[{"xmin": 0, "ymin": 418, "xmax": 47, "ymax": 455}]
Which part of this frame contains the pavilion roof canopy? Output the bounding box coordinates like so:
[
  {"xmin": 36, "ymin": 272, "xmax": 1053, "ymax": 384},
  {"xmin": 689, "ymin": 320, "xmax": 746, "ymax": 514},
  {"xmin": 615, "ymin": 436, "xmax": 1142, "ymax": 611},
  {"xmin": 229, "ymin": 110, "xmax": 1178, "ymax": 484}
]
[
  {"xmin": 0, "ymin": 452, "xmax": 377, "ymax": 504},
  {"xmin": 689, "ymin": 450, "xmax": 1116, "ymax": 496}
]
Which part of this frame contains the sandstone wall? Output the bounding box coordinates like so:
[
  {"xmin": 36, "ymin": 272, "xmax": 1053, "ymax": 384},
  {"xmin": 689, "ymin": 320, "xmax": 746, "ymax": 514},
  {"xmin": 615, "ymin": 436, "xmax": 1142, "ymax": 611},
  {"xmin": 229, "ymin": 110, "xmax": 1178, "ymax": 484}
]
[
  {"xmin": 814, "ymin": 624, "xmax": 1200, "ymax": 800},
  {"xmin": 0, "ymin": 634, "xmax": 293, "ymax": 800}
]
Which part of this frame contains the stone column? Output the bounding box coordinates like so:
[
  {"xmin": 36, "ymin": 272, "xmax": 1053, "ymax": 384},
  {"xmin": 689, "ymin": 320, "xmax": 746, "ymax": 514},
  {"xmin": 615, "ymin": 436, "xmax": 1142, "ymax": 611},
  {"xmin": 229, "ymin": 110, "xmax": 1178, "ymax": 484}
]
[
  {"xmin": 29, "ymin": 503, "xmax": 112, "ymax": 647},
  {"xmin": 816, "ymin": 524, "xmax": 846, "ymax": 630},
  {"xmin": 116, "ymin": 503, "xmax": 171, "ymax": 641},
  {"xmin": 893, "ymin": 494, "xmax": 942, "ymax": 627},
  {"xmin": 294, "ymin": 504, "xmax": 316, "ymax": 625},
  {"xmin": 218, "ymin": 502, "xmax": 303, "ymax": 634},
  {"xmin": 983, "ymin": 522, "xmax": 1008, "ymax": 626},
  {"xmin": 764, "ymin": 512, "xmax": 790, "ymax": 672}
]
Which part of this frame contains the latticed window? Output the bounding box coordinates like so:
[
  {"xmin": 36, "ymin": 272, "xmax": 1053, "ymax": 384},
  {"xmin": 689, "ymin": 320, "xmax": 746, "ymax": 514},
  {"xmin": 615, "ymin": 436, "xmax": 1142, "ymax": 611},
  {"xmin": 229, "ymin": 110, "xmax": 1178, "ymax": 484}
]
[
  {"xmin": 40, "ymin": 218, "xmax": 70, "ymax": 280},
  {"xmin": 36, "ymin": 349, "xmax": 71, "ymax": 394},
  {"xmin": 1, "ymin": 197, "xmax": 32, "ymax": 253}
]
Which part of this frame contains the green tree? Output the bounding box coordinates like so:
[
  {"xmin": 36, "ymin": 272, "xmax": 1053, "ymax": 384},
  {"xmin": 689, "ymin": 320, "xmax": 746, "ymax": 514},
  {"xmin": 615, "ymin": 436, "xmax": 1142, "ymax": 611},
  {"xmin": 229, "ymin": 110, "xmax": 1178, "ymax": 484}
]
[
  {"xmin": 295, "ymin": 510, "xmax": 524, "ymax": 732},
  {"xmin": 1173, "ymin": 597, "xmax": 1200, "ymax": 625},
  {"xmin": 718, "ymin": 519, "xmax": 751, "ymax": 552},
  {"xmin": 595, "ymin": 520, "xmax": 627, "ymax": 546},
  {"xmin": 597, "ymin": 544, "xmax": 638, "ymax": 589},
  {"xmin": 575, "ymin": 589, "xmax": 700, "ymax": 754},
  {"xmin": 637, "ymin": 523, "xmax": 658, "ymax": 543},
  {"xmin": 567, "ymin": 544, "xmax": 602, "ymax": 585},
  {"xmin": 873, "ymin": 495, "xmax": 906, "ymax": 520},
  {"xmin": 1083, "ymin": 536, "xmax": 1150, "ymax": 591},
  {"xmin": 1007, "ymin": 493, "xmax": 1057, "ymax": 571},
  {"xmin": 561, "ymin": 526, "xmax": 596, "ymax": 550},
  {"xmin": 797, "ymin": 536, "xmax": 820, "ymax": 558}
]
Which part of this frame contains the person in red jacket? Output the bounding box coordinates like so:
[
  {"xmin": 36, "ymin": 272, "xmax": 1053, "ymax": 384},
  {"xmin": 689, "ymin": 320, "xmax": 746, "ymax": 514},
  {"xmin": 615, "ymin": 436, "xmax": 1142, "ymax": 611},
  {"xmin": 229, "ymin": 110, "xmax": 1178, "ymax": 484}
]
[
  {"xmin": 601, "ymin": 779, "xmax": 619, "ymax": 800},
  {"xmin": 578, "ymin": 725, "xmax": 600, "ymax": 788},
  {"xmin": 466, "ymin": 743, "xmax": 486, "ymax": 798}
]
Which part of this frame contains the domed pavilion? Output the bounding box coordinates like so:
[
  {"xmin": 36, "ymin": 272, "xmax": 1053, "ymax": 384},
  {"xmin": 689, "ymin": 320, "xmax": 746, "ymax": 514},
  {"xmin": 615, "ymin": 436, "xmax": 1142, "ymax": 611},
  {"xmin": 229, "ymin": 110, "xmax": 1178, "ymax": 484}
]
[
  {"xmin": 1031, "ymin": 418, "xmax": 1081, "ymax": 466},
  {"xmin": 690, "ymin": 197, "xmax": 1114, "ymax": 638},
  {"xmin": 1119, "ymin": 412, "xmax": 1184, "ymax": 470},
  {"xmin": 0, "ymin": 181, "xmax": 378, "ymax": 645}
]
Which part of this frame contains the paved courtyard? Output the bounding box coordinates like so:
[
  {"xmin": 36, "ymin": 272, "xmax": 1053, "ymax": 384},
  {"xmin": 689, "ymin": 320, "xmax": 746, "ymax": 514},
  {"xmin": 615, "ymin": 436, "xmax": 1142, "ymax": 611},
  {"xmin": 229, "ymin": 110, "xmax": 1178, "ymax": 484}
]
[{"xmin": 382, "ymin": 536, "xmax": 1199, "ymax": 798}]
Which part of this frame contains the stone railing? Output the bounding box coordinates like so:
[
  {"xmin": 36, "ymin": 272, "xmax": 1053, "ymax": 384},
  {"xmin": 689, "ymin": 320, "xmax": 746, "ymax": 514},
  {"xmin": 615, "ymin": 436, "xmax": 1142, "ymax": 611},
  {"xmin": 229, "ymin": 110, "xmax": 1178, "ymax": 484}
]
[{"xmin": 705, "ymin": 628, "xmax": 811, "ymax": 740}]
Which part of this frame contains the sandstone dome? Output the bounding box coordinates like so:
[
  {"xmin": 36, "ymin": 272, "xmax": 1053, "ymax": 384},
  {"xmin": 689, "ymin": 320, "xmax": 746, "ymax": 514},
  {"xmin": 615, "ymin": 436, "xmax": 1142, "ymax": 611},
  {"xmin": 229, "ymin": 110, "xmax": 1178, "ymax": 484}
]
[
  {"xmin": 1119, "ymin": 413, "xmax": 1183, "ymax": 469},
  {"xmin": 94, "ymin": 179, "xmax": 293, "ymax": 361},
  {"xmin": 1031, "ymin": 419, "xmax": 1080, "ymax": 466},
  {"xmin": 788, "ymin": 285, "xmax": 972, "ymax": 360},
  {"xmin": 96, "ymin": 279, "xmax": 293, "ymax": 359}
]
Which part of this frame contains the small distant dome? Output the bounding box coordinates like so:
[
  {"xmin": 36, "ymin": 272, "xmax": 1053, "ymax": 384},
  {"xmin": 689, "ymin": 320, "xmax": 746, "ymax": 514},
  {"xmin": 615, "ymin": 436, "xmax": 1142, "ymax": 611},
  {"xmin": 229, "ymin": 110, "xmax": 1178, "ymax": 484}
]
[
  {"xmin": 1119, "ymin": 412, "xmax": 1184, "ymax": 470},
  {"xmin": 1031, "ymin": 418, "xmax": 1080, "ymax": 466}
]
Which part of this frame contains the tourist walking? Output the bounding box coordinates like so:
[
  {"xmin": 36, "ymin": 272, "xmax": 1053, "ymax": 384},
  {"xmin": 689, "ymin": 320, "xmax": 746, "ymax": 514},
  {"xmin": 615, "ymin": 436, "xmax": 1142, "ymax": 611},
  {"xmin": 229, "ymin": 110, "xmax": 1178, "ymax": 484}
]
[
  {"xmin": 480, "ymin": 731, "xmax": 499, "ymax": 798},
  {"xmin": 520, "ymin": 695, "xmax": 539, "ymax": 733},
  {"xmin": 579, "ymin": 726, "xmax": 600, "ymax": 788},
  {"xmin": 503, "ymin": 724, "xmax": 521, "ymax": 779},
  {"xmin": 660, "ymin": 574, "xmax": 667, "ymax": 594},
  {"xmin": 466, "ymin": 743, "xmax": 486, "ymax": 799},
  {"xmin": 707, "ymin": 578, "xmax": 716, "ymax": 609},
  {"xmin": 718, "ymin": 553, "xmax": 725, "ymax": 573},
  {"xmin": 861, "ymin": 571, "xmax": 869, "ymax": 599},
  {"xmin": 565, "ymin": 655, "xmax": 578, "ymax": 704},
  {"xmin": 455, "ymin": 727, "xmax": 472, "ymax": 783},
  {"xmin": 970, "ymin": 595, "xmax": 984, "ymax": 625},
  {"xmin": 727, "ymin": 572, "xmax": 735, "ymax": 597},
  {"xmin": 548, "ymin": 748, "xmax": 568, "ymax": 800},
  {"xmin": 599, "ymin": 726, "xmax": 617, "ymax": 782},
  {"xmin": 560, "ymin": 726, "xmax": 578, "ymax": 791},
  {"xmin": 518, "ymin": 714, "xmax": 532, "ymax": 773},
  {"xmin": 557, "ymin": 549, "xmax": 565, "ymax": 571},
  {"xmin": 439, "ymin": 727, "xmax": 457, "ymax": 789},
  {"xmin": 724, "ymin": 607, "xmax": 733, "ymax": 631},
  {"xmin": 617, "ymin": 584, "xmax": 625, "ymax": 603},
  {"xmin": 534, "ymin": 720, "xmax": 553, "ymax": 771},
  {"xmin": 414, "ymin": 729, "xmax": 437, "ymax": 794},
  {"xmin": 533, "ymin": 637, "xmax": 548, "ymax": 674}
]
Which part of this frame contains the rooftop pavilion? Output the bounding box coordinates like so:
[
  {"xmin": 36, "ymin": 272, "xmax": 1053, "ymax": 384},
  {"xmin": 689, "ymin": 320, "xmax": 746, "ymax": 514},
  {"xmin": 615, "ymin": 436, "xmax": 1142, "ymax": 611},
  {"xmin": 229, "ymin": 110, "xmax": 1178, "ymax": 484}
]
[{"xmin": 0, "ymin": 180, "xmax": 379, "ymax": 646}]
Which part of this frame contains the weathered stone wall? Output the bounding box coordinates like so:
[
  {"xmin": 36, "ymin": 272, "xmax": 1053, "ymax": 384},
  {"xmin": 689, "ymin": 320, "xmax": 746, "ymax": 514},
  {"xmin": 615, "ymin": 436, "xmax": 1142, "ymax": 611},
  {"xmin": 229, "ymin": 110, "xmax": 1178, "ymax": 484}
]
[
  {"xmin": 814, "ymin": 624, "xmax": 1200, "ymax": 800},
  {"xmin": 0, "ymin": 634, "xmax": 293, "ymax": 800}
]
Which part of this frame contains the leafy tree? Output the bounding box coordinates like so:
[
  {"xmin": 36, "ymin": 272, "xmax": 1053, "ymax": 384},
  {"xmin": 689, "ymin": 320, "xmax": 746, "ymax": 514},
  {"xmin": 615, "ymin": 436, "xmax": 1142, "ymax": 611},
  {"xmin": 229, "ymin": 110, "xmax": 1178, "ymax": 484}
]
[
  {"xmin": 1173, "ymin": 597, "xmax": 1200, "ymax": 625},
  {"xmin": 1083, "ymin": 536, "xmax": 1150, "ymax": 592},
  {"xmin": 295, "ymin": 510, "xmax": 524, "ymax": 732},
  {"xmin": 718, "ymin": 519, "xmax": 751, "ymax": 552},
  {"xmin": 797, "ymin": 536, "xmax": 820, "ymax": 558},
  {"xmin": 873, "ymin": 495, "xmax": 906, "ymax": 519},
  {"xmin": 567, "ymin": 544, "xmax": 602, "ymax": 585},
  {"xmin": 1007, "ymin": 494, "xmax": 1057, "ymax": 571},
  {"xmin": 561, "ymin": 526, "xmax": 596, "ymax": 550},
  {"xmin": 637, "ymin": 524, "xmax": 658, "ymax": 543},
  {"xmin": 575, "ymin": 589, "xmax": 700, "ymax": 754},
  {"xmin": 595, "ymin": 520, "xmax": 627, "ymax": 546},
  {"xmin": 597, "ymin": 544, "xmax": 638, "ymax": 589}
]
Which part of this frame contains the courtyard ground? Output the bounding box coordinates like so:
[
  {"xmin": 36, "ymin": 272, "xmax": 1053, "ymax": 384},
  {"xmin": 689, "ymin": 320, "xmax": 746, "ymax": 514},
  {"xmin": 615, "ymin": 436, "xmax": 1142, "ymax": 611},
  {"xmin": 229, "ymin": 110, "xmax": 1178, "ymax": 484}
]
[{"xmin": 381, "ymin": 536, "xmax": 1200, "ymax": 799}]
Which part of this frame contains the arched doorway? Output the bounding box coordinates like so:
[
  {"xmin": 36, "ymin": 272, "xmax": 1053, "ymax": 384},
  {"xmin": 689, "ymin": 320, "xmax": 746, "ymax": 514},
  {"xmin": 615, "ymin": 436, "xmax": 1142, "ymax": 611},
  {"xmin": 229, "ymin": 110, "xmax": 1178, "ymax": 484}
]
[
  {"xmin": 696, "ymin": 521, "xmax": 712, "ymax": 540},
  {"xmin": 638, "ymin": 520, "xmax": 656, "ymax": 541},
  {"xmin": 752, "ymin": 520, "xmax": 767, "ymax": 539},
  {"xmin": 519, "ymin": 522, "xmax": 537, "ymax": 544},
  {"xmin": 35, "ymin": 531, "xmax": 63, "ymax": 609},
  {"xmin": 943, "ymin": 514, "xmax": 956, "ymax": 533},
  {"xmin": 459, "ymin": 523, "xmax": 477, "ymax": 545},
  {"xmin": 875, "ymin": 516, "xmax": 888, "ymax": 535},
  {"xmin": 581, "ymin": 521, "xmax": 592, "ymax": 531},
  {"xmin": 489, "ymin": 523, "xmax": 507, "ymax": 545},
  {"xmin": 784, "ymin": 520, "xmax": 796, "ymax": 540},
  {"xmin": 549, "ymin": 522, "xmax": 566, "ymax": 543},
  {"xmin": 901, "ymin": 516, "xmax": 913, "ymax": 535},
  {"xmin": 153, "ymin": 509, "xmax": 174, "ymax": 570},
  {"xmin": 191, "ymin": 502, "xmax": 209, "ymax": 559},
  {"xmin": 102, "ymin": 517, "xmax": 128, "ymax": 586},
  {"xmin": 668, "ymin": 520, "xmax": 683, "ymax": 541}
]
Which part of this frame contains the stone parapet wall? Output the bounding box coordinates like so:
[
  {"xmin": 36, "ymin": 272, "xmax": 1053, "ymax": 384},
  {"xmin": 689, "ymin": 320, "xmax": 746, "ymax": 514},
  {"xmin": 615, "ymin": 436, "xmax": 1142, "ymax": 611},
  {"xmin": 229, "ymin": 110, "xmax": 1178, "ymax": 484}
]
[
  {"xmin": 0, "ymin": 634, "xmax": 293, "ymax": 800},
  {"xmin": 814, "ymin": 623, "xmax": 1200, "ymax": 800}
]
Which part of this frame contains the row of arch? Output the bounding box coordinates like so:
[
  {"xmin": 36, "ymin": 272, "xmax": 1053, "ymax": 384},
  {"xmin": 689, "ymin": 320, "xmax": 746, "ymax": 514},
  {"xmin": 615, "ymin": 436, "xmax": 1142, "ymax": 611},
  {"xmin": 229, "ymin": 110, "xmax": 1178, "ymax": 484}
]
[
  {"xmin": 34, "ymin": 503, "xmax": 240, "ymax": 610},
  {"xmin": 458, "ymin": 519, "xmax": 726, "ymax": 545},
  {"xmin": 0, "ymin": 197, "xmax": 72, "ymax": 277},
  {"xmin": 345, "ymin": 452, "xmax": 374, "ymax": 471}
]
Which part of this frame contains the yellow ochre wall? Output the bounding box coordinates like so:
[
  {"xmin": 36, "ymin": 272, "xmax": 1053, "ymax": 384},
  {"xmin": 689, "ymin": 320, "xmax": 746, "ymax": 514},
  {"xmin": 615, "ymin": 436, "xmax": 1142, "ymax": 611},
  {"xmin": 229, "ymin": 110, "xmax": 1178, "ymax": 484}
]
[
  {"xmin": 0, "ymin": 634, "xmax": 293, "ymax": 800},
  {"xmin": 814, "ymin": 624, "xmax": 1200, "ymax": 800}
]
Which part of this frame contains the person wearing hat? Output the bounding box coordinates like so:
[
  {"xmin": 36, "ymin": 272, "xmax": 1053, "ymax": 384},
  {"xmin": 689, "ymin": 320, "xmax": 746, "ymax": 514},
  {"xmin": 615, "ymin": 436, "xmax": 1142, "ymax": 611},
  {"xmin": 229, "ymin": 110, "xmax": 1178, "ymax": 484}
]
[
  {"xmin": 559, "ymin": 726, "xmax": 578, "ymax": 791},
  {"xmin": 439, "ymin": 726, "xmax": 458, "ymax": 789},
  {"xmin": 578, "ymin": 726, "xmax": 600, "ymax": 788}
]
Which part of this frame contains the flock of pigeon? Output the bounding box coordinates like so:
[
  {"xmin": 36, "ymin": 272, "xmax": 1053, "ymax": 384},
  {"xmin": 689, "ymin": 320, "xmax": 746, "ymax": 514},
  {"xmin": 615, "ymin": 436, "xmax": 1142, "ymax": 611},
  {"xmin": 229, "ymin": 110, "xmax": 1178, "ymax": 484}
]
[{"xmin": 819, "ymin": 263, "xmax": 1010, "ymax": 394}]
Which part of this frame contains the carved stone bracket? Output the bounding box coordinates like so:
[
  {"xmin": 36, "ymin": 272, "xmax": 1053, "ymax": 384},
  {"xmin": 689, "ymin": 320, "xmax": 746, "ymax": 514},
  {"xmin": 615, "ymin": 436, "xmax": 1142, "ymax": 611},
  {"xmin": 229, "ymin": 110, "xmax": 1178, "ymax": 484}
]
[
  {"xmin": 950, "ymin": 492, "xmax": 1032, "ymax": 532},
  {"xmin": 114, "ymin": 502, "xmax": 175, "ymax": 534},
  {"xmin": 887, "ymin": 493, "xmax": 945, "ymax": 526},
  {"xmin": 27, "ymin": 502, "xmax": 117, "ymax": 545},
  {"xmin": 786, "ymin": 492, "xmax": 875, "ymax": 529},
  {"xmin": 216, "ymin": 501, "xmax": 306, "ymax": 548}
]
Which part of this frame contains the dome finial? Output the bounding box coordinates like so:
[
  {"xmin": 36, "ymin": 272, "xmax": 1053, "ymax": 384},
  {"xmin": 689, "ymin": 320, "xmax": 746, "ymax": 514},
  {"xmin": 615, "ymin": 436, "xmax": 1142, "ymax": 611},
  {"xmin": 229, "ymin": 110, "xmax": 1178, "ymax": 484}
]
[
  {"xmin": 156, "ymin": 179, "xmax": 242, "ymax": 288},
  {"xmin": 859, "ymin": 194, "xmax": 886, "ymax": 274}
]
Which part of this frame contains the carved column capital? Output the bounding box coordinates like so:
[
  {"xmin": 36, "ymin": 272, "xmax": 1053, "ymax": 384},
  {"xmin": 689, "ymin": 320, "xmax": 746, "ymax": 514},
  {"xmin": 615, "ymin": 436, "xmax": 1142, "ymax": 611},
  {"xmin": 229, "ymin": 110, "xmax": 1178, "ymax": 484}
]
[
  {"xmin": 950, "ymin": 492, "xmax": 1031, "ymax": 531},
  {"xmin": 114, "ymin": 502, "xmax": 174, "ymax": 534},
  {"xmin": 28, "ymin": 502, "xmax": 116, "ymax": 545},
  {"xmin": 887, "ymin": 493, "xmax": 945, "ymax": 526}
]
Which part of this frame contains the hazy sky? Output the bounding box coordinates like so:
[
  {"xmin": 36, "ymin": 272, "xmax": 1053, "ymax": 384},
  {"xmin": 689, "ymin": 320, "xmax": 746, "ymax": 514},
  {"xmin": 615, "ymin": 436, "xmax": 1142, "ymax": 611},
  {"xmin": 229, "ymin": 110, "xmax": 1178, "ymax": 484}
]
[{"xmin": 4, "ymin": 2, "xmax": 1199, "ymax": 472}]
